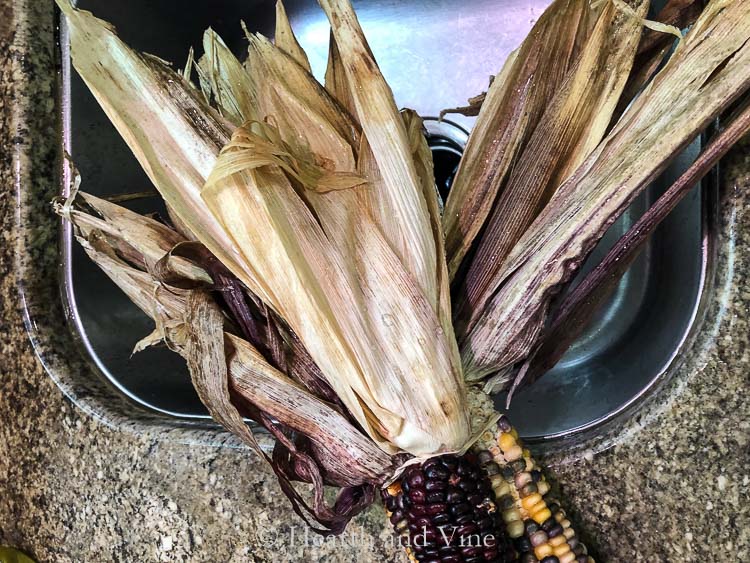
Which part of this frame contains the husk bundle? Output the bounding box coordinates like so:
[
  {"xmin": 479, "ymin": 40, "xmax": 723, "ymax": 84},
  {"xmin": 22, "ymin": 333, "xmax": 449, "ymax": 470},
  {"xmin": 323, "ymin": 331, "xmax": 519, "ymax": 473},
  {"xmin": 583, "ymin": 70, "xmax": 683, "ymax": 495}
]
[
  {"xmin": 56, "ymin": 0, "xmax": 750, "ymax": 535},
  {"xmin": 57, "ymin": 0, "xmax": 468, "ymax": 461},
  {"xmin": 57, "ymin": 185, "xmax": 392, "ymax": 532}
]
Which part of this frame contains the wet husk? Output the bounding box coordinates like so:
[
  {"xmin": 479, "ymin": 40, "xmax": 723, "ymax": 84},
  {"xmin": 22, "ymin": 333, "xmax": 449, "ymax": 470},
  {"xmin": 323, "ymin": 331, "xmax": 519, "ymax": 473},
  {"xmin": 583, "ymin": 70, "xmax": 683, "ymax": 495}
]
[{"xmin": 56, "ymin": 0, "xmax": 750, "ymax": 541}]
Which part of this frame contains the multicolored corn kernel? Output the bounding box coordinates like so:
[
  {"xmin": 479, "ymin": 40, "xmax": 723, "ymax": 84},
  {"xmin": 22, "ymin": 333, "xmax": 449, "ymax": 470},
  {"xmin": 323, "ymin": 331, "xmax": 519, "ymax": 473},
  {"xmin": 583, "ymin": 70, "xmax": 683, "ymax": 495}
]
[
  {"xmin": 382, "ymin": 454, "xmax": 515, "ymax": 562},
  {"xmin": 473, "ymin": 416, "xmax": 594, "ymax": 563}
]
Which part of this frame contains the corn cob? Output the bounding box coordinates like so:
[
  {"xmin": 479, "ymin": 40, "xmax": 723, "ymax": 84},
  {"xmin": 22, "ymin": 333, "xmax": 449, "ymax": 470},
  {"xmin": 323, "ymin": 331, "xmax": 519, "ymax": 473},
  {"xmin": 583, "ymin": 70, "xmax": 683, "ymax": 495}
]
[
  {"xmin": 382, "ymin": 454, "xmax": 516, "ymax": 562},
  {"xmin": 384, "ymin": 416, "xmax": 592, "ymax": 563},
  {"xmin": 473, "ymin": 416, "xmax": 593, "ymax": 563}
]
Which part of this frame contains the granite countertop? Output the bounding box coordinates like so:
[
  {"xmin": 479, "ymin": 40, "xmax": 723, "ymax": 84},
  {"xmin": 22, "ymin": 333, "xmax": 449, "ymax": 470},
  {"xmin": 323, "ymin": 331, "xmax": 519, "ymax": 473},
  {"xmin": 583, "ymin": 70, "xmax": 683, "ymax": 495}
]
[{"xmin": 1, "ymin": 1, "xmax": 748, "ymax": 562}]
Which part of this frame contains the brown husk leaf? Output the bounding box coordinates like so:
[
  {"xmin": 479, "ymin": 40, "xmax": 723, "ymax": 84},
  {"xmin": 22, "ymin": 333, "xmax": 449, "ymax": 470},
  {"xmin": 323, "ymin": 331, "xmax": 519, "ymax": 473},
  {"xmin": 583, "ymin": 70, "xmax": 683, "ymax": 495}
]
[
  {"xmin": 455, "ymin": 0, "xmax": 649, "ymax": 337},
  {"xmin": 59, "ymin": 191, "xmax": 394, "ymax": 532},
  {"xmin": 59, "ymin": 0, "xmax": 472, "ymax": 456},
  {"xmin": 462, "ymin": 0, "xmax": 750, "ymax": 382},
  {"xmin": 508, "ymin": 96, "xmax": 750, "ymax": 399},
  {"xmin": 441, "ymin": 0, "xmax": 601, "ymax": 279}
]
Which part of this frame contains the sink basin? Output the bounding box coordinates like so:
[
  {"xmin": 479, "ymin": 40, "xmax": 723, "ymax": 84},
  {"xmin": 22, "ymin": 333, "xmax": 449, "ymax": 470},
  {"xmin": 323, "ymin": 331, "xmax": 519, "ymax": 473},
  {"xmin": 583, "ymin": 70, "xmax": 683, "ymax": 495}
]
[{"xmin": 59, "ymin": 0, "xmax": 713, "ymax": 444}]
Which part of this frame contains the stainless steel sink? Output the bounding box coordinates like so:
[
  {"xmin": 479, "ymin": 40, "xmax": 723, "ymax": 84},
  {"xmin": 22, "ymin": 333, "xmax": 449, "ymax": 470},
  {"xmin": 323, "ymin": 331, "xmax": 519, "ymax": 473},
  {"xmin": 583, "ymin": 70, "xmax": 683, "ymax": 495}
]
[{"xmin": 60, "ymin": 0, "xmax": 713, "ymax": 444}]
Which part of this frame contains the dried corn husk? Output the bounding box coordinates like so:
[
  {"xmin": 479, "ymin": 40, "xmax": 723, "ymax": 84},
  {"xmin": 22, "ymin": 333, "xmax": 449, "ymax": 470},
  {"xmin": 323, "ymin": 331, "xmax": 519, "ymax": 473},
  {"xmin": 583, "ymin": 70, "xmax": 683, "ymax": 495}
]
[
  {"xmin": 614, "ymin": 0, "xmax": 702, "ymax": 120},
  {"xmin": 318, "ymin": 0, "xmax": 450, "ymax": 315},
  {"xmin": 462, "ymin": 0, "xmax": 750, "ymax": 381},
  {"xmin": 58, "ymin": 0, "xmax": 470, "ymax": 457},
  {"xmin": 442, "ymin": 0, "xmax": 602, "ymax": 278},
  {"xmin": 56, "ymin": 0, "xmax": 270, "ymax": 302},
  {"xmin": 58, "ymin": 190, "xmax": 212, "ymax": 285},
  {"xmin": 273, "ymin": 0, "xmax": 311, "ymax": 72},
  {"xmin": 510, "ymin": 97, "xmax": 750, "ymax": 399},
  {"xmin": 203, "ymin": 7, "xmax": 467, "ymax": 455},
  {"xmin": 196, "ymin": 29, "xmax": 258, "ymax": 125},
  {"xmin": 62, "ymin": 191, "xmax": 393, "ymax": 530},
  {"xmin": 324, "ymin": 31, "xmax": 357, "ymax": 121},
  {"xmin": 455, "ymin": 0, "xmax": 648, "ymax": 335},
  {"xmin": 202, "ymin": 121, "xmax": 467, "ymax": 455},
  {"xmin": 243, "ymin": 30, "xmax": 359, "ymax": 168}
]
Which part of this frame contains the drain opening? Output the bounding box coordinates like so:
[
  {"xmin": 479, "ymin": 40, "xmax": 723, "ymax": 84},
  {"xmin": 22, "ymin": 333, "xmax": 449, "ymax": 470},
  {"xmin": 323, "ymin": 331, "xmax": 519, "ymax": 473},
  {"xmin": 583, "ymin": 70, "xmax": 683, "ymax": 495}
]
[{"xmin": 423, "ymin": 118, "xmax": 469, "ymax": 203}]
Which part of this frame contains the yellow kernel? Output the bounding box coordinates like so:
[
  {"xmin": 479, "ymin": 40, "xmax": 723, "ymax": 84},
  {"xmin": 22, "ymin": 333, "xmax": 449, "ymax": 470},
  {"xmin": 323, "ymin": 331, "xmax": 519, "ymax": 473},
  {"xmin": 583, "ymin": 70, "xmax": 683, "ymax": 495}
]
[
  {"xmin": 554, "ymin": 544, "xmax": 571, "ymax": 557},
  {"xmin": 499, "ymin": 432, "xmax": 516, "ymax": 451},
  {"xmin": 530, "ymin": 500, "xmax": 547, "ymax": 516},
  {"xmin": 555, "ymin": 511, "xmax": 566, "ymax": 523},
  {"xmin": 502, "ymin": 508, "xmax": 521, "ymax": 523},
  {"xmin": 549, "ymin": 535, "xmax": 566, "ymax": 547},
  {"xmin": 508, "ymin": 520, "xmax": 525, "ymax": 538},
  {"xmin": 510, "ymin": 428, "xmax": 519, "ymax": 440},
  {"xmin": 559, "ymin": 552, "xmax": 576, "ymax": 563},
  {"xmin": 588, "ymin": 557, "xmax": 596, "ymax": 563},
  {"xmin": 493, "ymin": 481, "xmax": 511, "ymax": 498},
  {"xmin": 489, "ymin": 474, "xmax": 505, "ymax": 488},
  {"xmin": 504, "ymin": 445, "xmax": 523, "ymax": 462},
  {"xmin": 564, "ymin": 527, "xmax": 576, "ymax": 540},
  {"xmin": 537, "ymin": 480, "xmax": 550, "ymax": 495},
  {"xmin": 561, "ymin": 519, "xmax": 572, "ymax": 529},
  {"xmin": 521, "ymin": 493, "xmax": 543, "ymax": 510},
  {"xmin": 534, "ymin": 544, "xmax": 553, "ymax": 559},
  {"xmin": 387, "ymin": 483, "xmax": 402, "ymax": 496},
  {"xmin": 532, "ymin": 507, "xmax": 553, "ymax": 524},
  {"xmin": 524, "ymin": 456, "xmax": 534, "ymax": 471}
]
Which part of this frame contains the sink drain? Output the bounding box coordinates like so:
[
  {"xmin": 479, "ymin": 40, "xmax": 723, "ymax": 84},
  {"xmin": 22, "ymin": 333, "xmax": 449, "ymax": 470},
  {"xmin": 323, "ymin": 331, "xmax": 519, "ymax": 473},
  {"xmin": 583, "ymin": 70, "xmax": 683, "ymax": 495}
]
[{"xmin": 423, "ymin": 118, "xmax": 468, "ymax": 202}]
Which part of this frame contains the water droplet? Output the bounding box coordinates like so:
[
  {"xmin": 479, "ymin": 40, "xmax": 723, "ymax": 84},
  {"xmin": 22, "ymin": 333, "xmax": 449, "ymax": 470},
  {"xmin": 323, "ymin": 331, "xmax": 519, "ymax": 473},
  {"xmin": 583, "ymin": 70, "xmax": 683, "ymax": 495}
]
[{"xmin": 382, "ymin": 313, "xmax": 395, "ymax": 327}]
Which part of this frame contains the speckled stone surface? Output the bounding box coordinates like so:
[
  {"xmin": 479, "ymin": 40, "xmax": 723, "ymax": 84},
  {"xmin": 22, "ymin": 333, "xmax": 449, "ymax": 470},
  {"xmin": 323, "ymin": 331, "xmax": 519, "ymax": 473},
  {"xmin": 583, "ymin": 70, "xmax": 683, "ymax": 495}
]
[{"xmin": 1, "ymin": 1, "xmax": 748, "ymax": 562}]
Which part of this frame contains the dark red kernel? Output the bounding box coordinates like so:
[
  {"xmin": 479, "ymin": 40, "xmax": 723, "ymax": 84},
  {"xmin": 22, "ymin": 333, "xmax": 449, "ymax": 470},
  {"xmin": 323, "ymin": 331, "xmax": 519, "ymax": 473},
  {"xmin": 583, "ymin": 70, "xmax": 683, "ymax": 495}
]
[
  {"xmin": 426, "ymin": 503, "xmax": 447, "ymax": 516},
  {"xmin": 426, "ymin": 479, "xmax": 447, "ymax": 492},
  {"xmin": 409, "ymin": 489, "xmax": 426, "ymax": 504}
]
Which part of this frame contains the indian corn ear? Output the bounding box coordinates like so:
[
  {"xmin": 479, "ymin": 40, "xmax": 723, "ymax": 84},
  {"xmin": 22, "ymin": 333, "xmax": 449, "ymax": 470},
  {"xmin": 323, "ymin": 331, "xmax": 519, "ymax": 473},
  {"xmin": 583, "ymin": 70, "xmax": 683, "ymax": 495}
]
[{"xmin": 473, "ymin": 417, "xmax": 592, "ymax": 563}]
